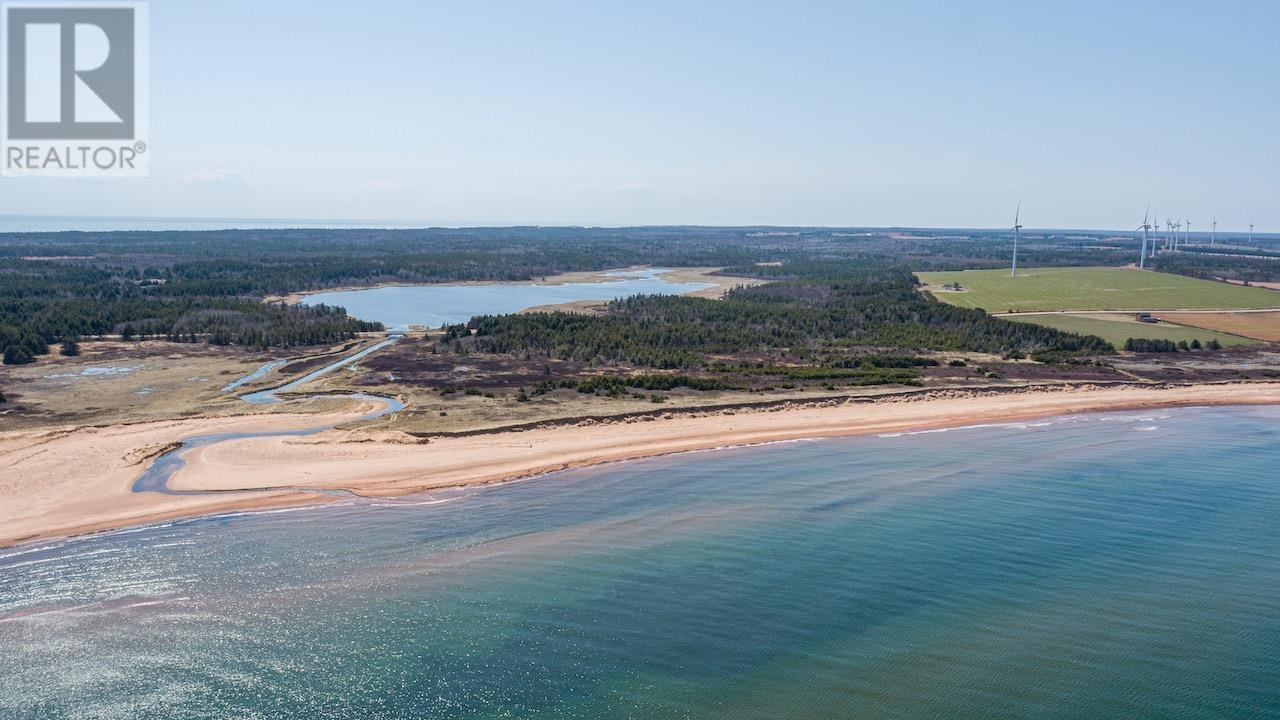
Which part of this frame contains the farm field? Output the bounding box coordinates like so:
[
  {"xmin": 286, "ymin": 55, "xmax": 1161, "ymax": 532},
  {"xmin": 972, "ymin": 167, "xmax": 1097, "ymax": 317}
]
[
  {"xmin": 1004, "ymin": 313, "xmax": 1259, "ymax": 348},
  {"xmin": 917, "ymin": 266, "xmax": 1280, "ymax": 312},
  {"xmin": 1160, "ymin": 311, "xmax": 1280, "ymax": 343}
]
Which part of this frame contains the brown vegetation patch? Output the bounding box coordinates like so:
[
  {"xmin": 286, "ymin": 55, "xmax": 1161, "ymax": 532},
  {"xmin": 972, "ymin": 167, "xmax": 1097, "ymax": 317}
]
[
  {"xmin": 1160, "ymin": 311, "xmax": 1280, "ymax": 342},
  {"xmin": 361, "ymin": 337, "xmax": 592, "ymax": 389}
]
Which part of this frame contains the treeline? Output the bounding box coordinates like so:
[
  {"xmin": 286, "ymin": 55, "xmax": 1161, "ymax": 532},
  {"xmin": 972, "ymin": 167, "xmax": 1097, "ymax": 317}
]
[
  {"xmin": 529, "ymin": 365, "xmax": 923, "ymax": 396},
  {"xmin": 0, "ymin": 227, "xmax": 779, "ymax": 296},
  {"xmin": 466, "ymin": 260, "xmax": 1113, "ymax": 368},
  {"xmin": 532, "ymin": 374, "xmax": 731, "ymax": 396},
  {"xmin": 1151, "ymin": 252, "xmax": 1280, "ymax": 284},
  {"xmin": 1, "ymin": 228, "xmax": 779, "ymax": 363},
  {"xmin": 5, "ymin": 224, "xmax": 1265, "ymax": 368},
  {"xmin": 1, "ymin": 325, "xmax": 48, "ymax": 365},
  {"xmin": 0, "ymin": 225, "xmax": 1206, "ymax": 300},
  {"xmin": 1178, "ymin": 245, "xmax": 1280, "ymax": 259},
  {"xmin": 0, "ymin": 298, "xmax": 379, "ymax": 364},
  {"xmin": 1124, "ymin": 337, "xmax": 1221, "ymax": 353}
]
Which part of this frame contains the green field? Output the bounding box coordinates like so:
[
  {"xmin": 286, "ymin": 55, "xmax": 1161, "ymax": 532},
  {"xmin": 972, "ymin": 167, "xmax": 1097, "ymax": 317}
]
[
  {"xmin": 917, "ymin": 267, "xmax": 1280, "ymax": 312},
  {"xmin": 1005, "ymin": 313, "xmax": 1259, "ymax": 348}
]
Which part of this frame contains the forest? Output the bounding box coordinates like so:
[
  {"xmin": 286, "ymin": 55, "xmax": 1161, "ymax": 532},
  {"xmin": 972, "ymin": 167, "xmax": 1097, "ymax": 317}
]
[
  {"xmin": 3, "ymin": 224, "xmax": 1272, "ymax": 366},
  {"xmin": 1149, "ymin": 251, "xmax": 1280, "ymax": 284},
  {"xmin": 0, "ymin": 227, "xmax": 772, "ymax": 362},
  {"xmin": 465, "ymin": 259, "xmax": 1112, "ymax": 370}
]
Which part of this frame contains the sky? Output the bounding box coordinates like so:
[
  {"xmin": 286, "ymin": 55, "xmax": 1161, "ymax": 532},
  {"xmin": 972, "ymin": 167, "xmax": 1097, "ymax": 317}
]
[{"xmin": 2, "ymin": 0, "xmax": 1278, "ymax": 230}]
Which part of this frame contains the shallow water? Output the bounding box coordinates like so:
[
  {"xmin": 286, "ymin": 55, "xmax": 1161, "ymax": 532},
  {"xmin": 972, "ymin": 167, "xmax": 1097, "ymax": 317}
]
[
  {"xmin": 238, "ymin": 336, "xmax": 402, "ymax": 405},
  {"xmin": 299, "ymin": 268, "xmax": 714, "ymax": 330},
  {"xmin": 220, "ymin": 360, "xmax": 286, "ymax": 392},
  {"xmin": 135, "ymin": 337, "xmax": 407, "ymax": 495},
  {"xmin": 41, "ymin": 365, "xmax": 141, "ymax": 380},
  {"xmin": 130, "ymin": 391, "xmax": 404, "ymax": 495},
  {"xmin": 3, "ymin": 406, "xmax": 1280, "ymax": 719}
]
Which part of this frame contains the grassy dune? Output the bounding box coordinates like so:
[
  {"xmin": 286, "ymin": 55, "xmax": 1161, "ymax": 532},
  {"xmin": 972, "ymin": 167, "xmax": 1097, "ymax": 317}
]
[{"xmin": 917, "ymin": 267, "xmax": 1280, "ymax": 312}]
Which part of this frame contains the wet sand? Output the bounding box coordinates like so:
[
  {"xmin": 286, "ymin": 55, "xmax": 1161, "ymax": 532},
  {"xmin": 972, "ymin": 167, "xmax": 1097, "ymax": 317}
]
[
  {"xmin": 0, "ymin": 400, "xmax": 387, "ymax": 548},
  {"xmin": 3, "ymin": 382, "xmax": 1280, "ymax": 549}
]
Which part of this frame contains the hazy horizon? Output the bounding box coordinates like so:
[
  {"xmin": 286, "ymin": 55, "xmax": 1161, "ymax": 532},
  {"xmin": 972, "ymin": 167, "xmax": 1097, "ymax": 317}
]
[
  {"xmin": 1, "ymin": 1, "xmax": 1277, "ymax": 231},
  {"xmin": 0, "ymin": 213, "xmax": 1275, "ymax": 237}
]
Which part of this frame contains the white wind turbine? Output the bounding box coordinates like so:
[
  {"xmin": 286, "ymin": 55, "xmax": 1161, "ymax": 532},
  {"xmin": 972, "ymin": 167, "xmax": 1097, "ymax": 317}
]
[
  {"xmin": 1212, "ymin": 216, "xmax": 1217, "ymax": 246},
  {"xmin": 1010, "ymin": 202, "xmax": 1023, "ymax": 277},
  {"xmin": 1136, "ymin": 205, "xmax": 1153, "ymax": 269},
  {"xmin": 1250, "ymin": 223, "xmax": 1255, "ymax": 243},
  {"xmin": 1150, "ymin": 208, "xmax": 1158, "ymax": 258}
]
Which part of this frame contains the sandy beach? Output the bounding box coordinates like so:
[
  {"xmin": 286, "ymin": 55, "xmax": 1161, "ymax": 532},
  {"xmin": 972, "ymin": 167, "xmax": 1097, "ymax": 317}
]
[
  {"xmin": 0, "ymin": 400, "xmax": 387, "ymax": 548},
  {"xmin": 3, "ymin": 382, "xmax": 1280, "ymax": 549}
]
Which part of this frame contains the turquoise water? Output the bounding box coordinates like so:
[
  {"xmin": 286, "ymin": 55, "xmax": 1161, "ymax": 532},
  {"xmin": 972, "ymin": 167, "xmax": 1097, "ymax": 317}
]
[
  {"xmin": 3, "ymin": 406, "xmax": 1280, "ymax": 719},
  {"xmin": 299, "ymin": 269, "xmax": 714, "ymax": 330}
]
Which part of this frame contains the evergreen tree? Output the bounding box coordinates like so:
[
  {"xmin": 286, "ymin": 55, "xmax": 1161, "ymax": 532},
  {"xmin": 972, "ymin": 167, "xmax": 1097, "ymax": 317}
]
[{"xmin": 3, "ymin": 345, "xmax": 33, "ymax": 365}]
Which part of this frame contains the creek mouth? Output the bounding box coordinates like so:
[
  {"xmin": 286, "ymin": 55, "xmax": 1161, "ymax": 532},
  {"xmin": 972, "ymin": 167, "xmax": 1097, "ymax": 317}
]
[
  {"xmin": 132, "ymin": 271, "xmax": 728, "ymax": 497},
  {"xmin": 132, "ymin": 336, "xmax": 405, "ymax": 496}
]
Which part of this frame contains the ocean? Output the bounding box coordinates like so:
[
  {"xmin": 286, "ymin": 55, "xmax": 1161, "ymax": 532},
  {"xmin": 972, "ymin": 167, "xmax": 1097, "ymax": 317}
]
[
  {"xmin": 2, "ymin": 406, "xmax": 1278, "ymax": 719},
  {"xmin": 0, "ymin": 216, "xmax": 441, "ymax": 233}
]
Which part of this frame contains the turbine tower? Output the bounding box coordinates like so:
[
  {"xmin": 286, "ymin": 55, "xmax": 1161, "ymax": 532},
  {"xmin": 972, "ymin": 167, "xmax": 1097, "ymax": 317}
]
[
  {"xmin": 1010, "ymin": 202, "xmax": 1023, "ymax": 277},
  {"xmin": 1212, "ymin": 216, "xmax": 1217, "ymax": 246},
  {"xmin": 1150, "ymin": 208, "xmax": 1158, "ymax": 258},
  {"xmin": 1185, "ymin": 219, "xmax": 1191, "ymax": 248},
  {"xmin": 1250, "ymin": 223, "xmax": 1255, "ymax": 243},
  {"xmin": 1136, "ymin": 205, "xmax": 1153, "ymax": 269}
]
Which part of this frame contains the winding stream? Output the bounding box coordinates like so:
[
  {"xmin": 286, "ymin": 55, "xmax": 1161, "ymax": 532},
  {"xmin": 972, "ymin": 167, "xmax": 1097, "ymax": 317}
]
[
  {"xmin": 218, "ymin": 359, "xmax": 286, "ymax": 392},
  {"xmin": 239, "ymin": 336, "xmax": 402, "ymax": 404},
  {"xmin": 131, "ymin": 336, "xmax": 406, "ymax": 496},
  {"xmin": 132, "ymin": 270, "xmax": 718, "ymax": 497}
]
